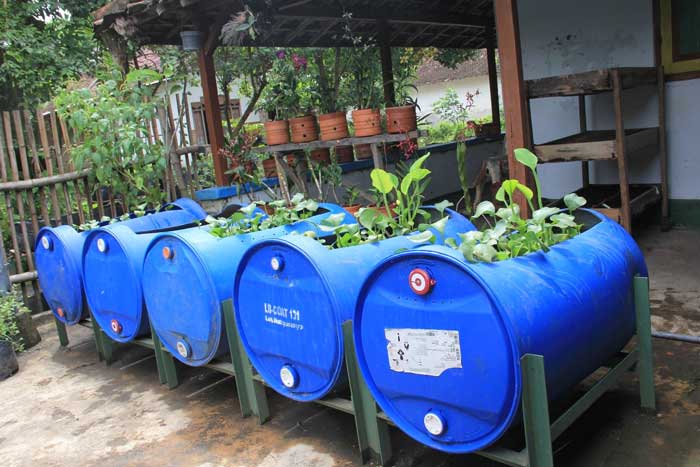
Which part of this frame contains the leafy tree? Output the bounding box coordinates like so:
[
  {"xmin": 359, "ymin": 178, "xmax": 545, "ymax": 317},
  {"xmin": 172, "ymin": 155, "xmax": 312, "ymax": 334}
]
[{"xmin": 0, "ymin": 0, "xmax": 107, "ymax": 109}]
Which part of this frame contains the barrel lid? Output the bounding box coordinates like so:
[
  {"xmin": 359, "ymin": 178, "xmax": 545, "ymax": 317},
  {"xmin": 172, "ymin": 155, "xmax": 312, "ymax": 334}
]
[
  {"xmin": 142, "ymin": 235, "xmax": 221, "ymax": 366},
  {"xmin": 35, "ymin": 227, "xmax": 85, "ymax": 325},
  {"xmin": 354, "ymin": 249, "xmax": 521, "ymax": 453},
  {"xmin": 83, "ymin": 230, "xmax": 143, "ymax": 342},
  {"xmin": 235, "ymin": 240, "xmax": 343, "ymax": 401}
]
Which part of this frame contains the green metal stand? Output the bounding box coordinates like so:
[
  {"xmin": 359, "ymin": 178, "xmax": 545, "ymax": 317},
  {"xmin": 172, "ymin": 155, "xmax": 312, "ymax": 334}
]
[
  {"xmin": 343, "ymin": 321, "xmax": 392, "ymax": 466},
  {"xmin": 475, "ymin": 275, "xmax": 656, "ymax": 467},
  {"xmin": 53, "ymin": 316, "xmax": 69, "ymax": 347}
]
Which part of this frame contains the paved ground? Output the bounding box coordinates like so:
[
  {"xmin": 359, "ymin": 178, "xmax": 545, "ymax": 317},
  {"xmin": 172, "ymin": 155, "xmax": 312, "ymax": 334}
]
[{"xmin": 1, "ymin": 225, "xmax": 699, "ymax": 467}]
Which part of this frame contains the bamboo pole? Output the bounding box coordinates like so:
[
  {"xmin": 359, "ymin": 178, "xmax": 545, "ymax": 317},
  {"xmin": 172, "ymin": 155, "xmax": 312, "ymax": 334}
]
[
  {"xmin": 36, "ymin": 110, "xmax": 62, "ymax": 224},
  {"xmin": 23, "ymin": 111, "xmax": 51, "ymax": 226}
]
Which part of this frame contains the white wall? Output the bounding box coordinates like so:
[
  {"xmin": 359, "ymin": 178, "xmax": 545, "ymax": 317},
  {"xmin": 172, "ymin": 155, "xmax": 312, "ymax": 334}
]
[
  {"xmin": 518, "ymin": 0, "xmax": 700, "ymax": 200},
  {"xmin": 412, "ymin": 75, "xmax": 502, "ymax": 124}
]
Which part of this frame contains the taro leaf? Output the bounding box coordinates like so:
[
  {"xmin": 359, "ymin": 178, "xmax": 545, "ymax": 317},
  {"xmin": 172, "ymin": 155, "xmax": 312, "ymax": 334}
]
[
  {"xmin": 527, "ymin": 223, "xmax": 543, "ymax": 234},
  {"xmin": 241, "ymin": 203, "xmax": 257, "ymax": 216},
  {"xmin": 516, "ymin": 183, "xmax": 534, "ymax": 201},
  {"xmin": 445, "ymin": 237, "xmax": 458, "ymax": 248},
  {"xmin": 321, "ymin": 212, "xmax": 346, "ymax": 227},
  {"xmin": 434, "ymin": 199, "xmax": 454, "ymax": 215},
  {"xmin": 514, "ymin": 148, "xmax": 538, "ymax": 171},
  {"xmin": 473, "ymin": 201, "xmax": 496, "ymax": 218},
  {"xmin": 430, "ymin": 216, "xmax": 449, "ymax": 235},
  {"xmin": 532, "ymin": 207, "xmax": 560, "ymax": 223},
  {"xmin": 551, "ymin": 213, "xmax": 577, "ymax": 228},
  {"xmin": 358, "ymin": 207, "xmax": 381, "ymax": 229},
  {"xmin": 563, "ymin": 193, "xmax": 587, "ymax": 212},
  {"xmin": 409, "ymin": 153, "xmax": 431, "ymax": 174},
  {"xmin": 458, "ymin": 241, "xmax": 476, "ymax": 262},
  {"xmin": 458, "ymin": 230, "xmax": 483, "ymax": 243},
  {"xmin": 290, "ymin": 192, "xmax": 305, "ymax": 204},
  {"xmin": 474, "ymin": 243, "xmax": 498, "ymax": 262},
  {"xmin": 496, "ymin": 206, "xmax": 518, "ymax": 220},
  {"xmin": 496, "ymin": 179, "xmax": 520, "ymax": 203},
  {"xmin": 408, "ymin": 230, "xmax": 435, "ymax": 244},
  {"xmin": 371, "ymin": 169, "xmax": 399, "ymax": 194}
]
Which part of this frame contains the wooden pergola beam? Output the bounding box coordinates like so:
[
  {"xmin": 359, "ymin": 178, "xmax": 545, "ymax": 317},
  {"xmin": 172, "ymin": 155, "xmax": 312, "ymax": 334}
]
[
  {"xmin": 378, "ymin": 19, "xmax": 396, "ymax": 107},
  {"xmin": 486, "ymin": 36, "xmax": 501, "ymax": 130},
  {"xmin": 494, "ymin": 0, "xmax": 532, "ymax": 215}
]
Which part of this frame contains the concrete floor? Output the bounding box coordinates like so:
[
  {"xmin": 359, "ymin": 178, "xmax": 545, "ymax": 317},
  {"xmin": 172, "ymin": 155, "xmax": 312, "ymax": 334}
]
[{"xmin": 1, "ymin": 225, "xmax": 699, "ymax": 467}]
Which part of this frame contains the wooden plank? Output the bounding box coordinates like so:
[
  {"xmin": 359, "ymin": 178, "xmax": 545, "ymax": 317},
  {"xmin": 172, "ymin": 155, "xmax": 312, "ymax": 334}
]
[
  {"xmin": 23, "ymin": 111, "xmax": 51, "ymax": 226},
  {"xmin": 578, "ymin": 95, "xmax": 590, "ymax": 187},
  {"xmin": 58, "ymin": 117, "xmax": 85, "ymax": 225},
  {"xmin": 657, "ymin": 67, "xmax": 669, "ymax": 226},
  {"xmin": 0, "ymin": 169, "xmax": 91, "ymax": 191},
  {"xmin": 49, "ymin": 111, "xmax": 74, "ymax": 225},
  {"xmin": 0, "ymin": 120, "xmax": 23, "ymax": 275},
  {"xmin": 526, "ymin": 67, "xmax": 657, "ymax": 98},
  {"xmin": 495, "ymin": 0, "xmax": 532, "ymax": 216},
  {"xmin": 250, "ymin": 131, "xmax": 425, "ymax": 154},
  {"xmin": 36, "ymin": 110, "xmax": 62, "ymax": 223},
  {"xmin": 534, "ymin": 128, "xmax": 658, "ymax": 163},
  {"xmin": 630, "ymin": 185, "xmax": 661, "ymax": 216},
  {"xmin": 612, "ymin": 70, "xmax": 632, "ymax": 232},
  {"xmin": 12, "ymin": 111, "xmax": 40, "ymax": 240},
  {"xmin": 198, "ymin": 47, "xmax": 227, "ymax": 186},
  {"xmin": 2, "ymin": 112, "xmax": 33, "ymax": 271},
  {"xmin": 487, "ymin": 41, "xmax": 501, "ymax": 130}
]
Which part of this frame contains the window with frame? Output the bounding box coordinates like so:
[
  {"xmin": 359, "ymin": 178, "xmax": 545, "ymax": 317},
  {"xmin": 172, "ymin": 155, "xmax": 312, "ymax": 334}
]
[{"xmin": 661, "ymin": 0, "xmax": 700, "ymax": 77}]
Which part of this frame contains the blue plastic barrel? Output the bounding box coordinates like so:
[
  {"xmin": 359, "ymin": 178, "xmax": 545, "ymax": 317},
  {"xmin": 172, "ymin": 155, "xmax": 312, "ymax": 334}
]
[
  {"xmin": 81, "ymin": 199, "xmax": 208, "ymax": 342},
  {"xmin": 233, "ymin": 209, "xmax": 475, "ymax": 401},
  {"xmin": 142, "ymin": 203, "xmax": 353, "ymax": 367},
  {"xmin": 353, "ymin": 210, "xmax": 647, "ymax": 453},
  {"xmin": 35, "ymin": 198, "xmax": 206, "ymax": 326}
]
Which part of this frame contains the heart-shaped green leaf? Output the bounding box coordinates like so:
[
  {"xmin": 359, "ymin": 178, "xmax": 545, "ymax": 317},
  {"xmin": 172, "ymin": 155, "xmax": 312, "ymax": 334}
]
[
  {"xmin": 563, "ymin": 193, "xmax": 587, "ymax": 212},
  {"xmin": 370, "ymin": 169, "xmax": 398, "ymax": 194},
  {"xmin": 514, "ymin": 148, "xmax": 538, "ymax": 171}
]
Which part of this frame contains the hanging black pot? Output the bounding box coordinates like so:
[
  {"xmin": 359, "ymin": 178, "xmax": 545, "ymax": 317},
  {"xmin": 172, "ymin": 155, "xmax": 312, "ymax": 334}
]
[{"xmin": 0, "ymin": 340, "xmax": 18, "ymax": 381}]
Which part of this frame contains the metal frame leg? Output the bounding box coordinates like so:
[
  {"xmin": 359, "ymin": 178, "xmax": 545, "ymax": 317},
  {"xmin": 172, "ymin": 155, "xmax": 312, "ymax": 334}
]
[
  {"xmin": 223, "ymin": 299, "xmax": 270, "ymax": 423},
  {"xmin": 343, "ymin": 321, "xmax": 392, "ymax": 466},
  {"xmin": 150, "ymin": 322, "xmax": 180, "ymax": 389},
  {"xmin": 90, "ymin": 315, "xmax": 115, "ymax": 365},
  {"xmin": 634, "ymin": 276, "xmax": 656, "ymax": 411},
  {"xmin": 54, "ymin": 316, "xmax": 69, "ymax": 347},
  {"xmin": 521, "ymin": 353, "xmax": 554, "ymax": 467}
]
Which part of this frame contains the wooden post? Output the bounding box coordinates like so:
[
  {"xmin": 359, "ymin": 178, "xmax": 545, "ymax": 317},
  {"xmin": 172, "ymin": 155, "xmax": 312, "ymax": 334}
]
[
  {"xmin": 198, "ymin": 47, "xmax": 228, "ymax": 186},
  {"xmin": 378, "ymin": 20, "xmax": 395, "ymax": 107},
  {"xmin": 578, "ymin": 95, "xmax": 590, "ymax": 187},
  {"xmin": 0, "ymin": 225, "xmax": 9, "ymax": 294},
  {"xmin": 612, "ymin": 70, "xmax": 632, "ymax": 232},
  {"xmin": 494, "ymin": 0, "xmax": 532, "ymax": 216},
  {"xmin": 486, "ymin": 43, "xmax": 501, "ymax": 130}
]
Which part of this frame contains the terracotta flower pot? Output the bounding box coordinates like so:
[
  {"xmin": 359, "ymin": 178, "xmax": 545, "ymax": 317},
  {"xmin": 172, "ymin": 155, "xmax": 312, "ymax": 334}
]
[
  {"xmin": 334, "ymin": 145, "xmax": 355, "ymax": 164},
  {"xmin": 289, "ymin": 115, "xmax": 318, "ymax": 143},
  {"xmin": 352, "ymin": 108, "xmax": 382, "ymax": 137},
  {"xmin": 354, "ymin": 143, "xmax": 373, "ymax": 160},
  {"xmin": 262, "ymin": 155, "xmax": 296, "ymax": 178},
  {"xmin": 264, "ymin": 120, "xmax": 290, "ymax": 145},
  {"xmin": 309, "ymin": 148, "xmax": 331, "ymax": 165},
  {"xmin": 343, "ymin": 204, "xmax": 362, "ymax": 216},
  {"xmin": 319, "ymin": 112, "xmax": 350, "ymax": 141},
  {"xmin": 386, "ymin": 105, "xmax": 417, "ymax": 134}
]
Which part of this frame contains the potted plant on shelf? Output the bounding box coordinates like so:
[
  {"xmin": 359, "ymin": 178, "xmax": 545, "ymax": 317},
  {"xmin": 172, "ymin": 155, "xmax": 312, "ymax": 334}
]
[
  {"xmin": 311, "ymin": 48, "xmax": 351, "ymax": 142},
  {"xmin": 386, "ymin": 80, "xmax": 420, "ymax": 134},
  {"xmin": 261, "ymin": 50, "xmax": 310, "ymax": 146}
]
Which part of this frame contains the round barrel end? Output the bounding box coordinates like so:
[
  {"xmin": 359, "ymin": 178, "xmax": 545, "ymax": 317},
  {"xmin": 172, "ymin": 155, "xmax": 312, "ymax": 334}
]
[
  {"xmin": 354, "ymin": 248, "xmax": 521, "ymax": 453},
  {"xmin": 234, "ymin": 239, "xmax": 344, "ymax": 401},
  {"xmin": 35, "ymin": 227, "xmax": 85, "ymax": 325},
  {"xmin": 82, "ymin": 229, "xmax": 145, "ymax": 342},
  {"xmin": 143, "ymin": 234, "xmax": 222, "ymax": 366}
]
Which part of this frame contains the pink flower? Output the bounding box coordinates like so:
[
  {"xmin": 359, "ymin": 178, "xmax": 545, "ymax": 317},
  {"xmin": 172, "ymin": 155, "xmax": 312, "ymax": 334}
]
[
  {"xmin": 276, "ymin": 50, "xmax": 286, "ymax": 59},
  {"xmin": 292, "ymin": 54, "xmax": 307, "ymax": 71}
]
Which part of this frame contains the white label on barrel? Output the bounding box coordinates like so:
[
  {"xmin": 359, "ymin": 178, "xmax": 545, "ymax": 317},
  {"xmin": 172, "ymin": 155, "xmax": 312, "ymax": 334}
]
[{"xmin": 384, "ymin": 328, "xmax": 462, "ymax": 377}]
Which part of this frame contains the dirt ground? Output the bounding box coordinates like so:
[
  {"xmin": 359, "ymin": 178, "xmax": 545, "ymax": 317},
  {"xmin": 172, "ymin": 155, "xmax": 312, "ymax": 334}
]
[{"xmin": 0, "ymin": 225, "xmax": 698, "ymax": 467}]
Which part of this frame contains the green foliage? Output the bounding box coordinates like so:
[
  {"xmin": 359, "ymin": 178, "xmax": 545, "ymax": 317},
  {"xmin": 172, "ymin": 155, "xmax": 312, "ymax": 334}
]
[
  {"xmin": 55, "ymin": 68, "xmax": 170, "ymax": 210},
  {"xmin": 259, "ymin": 50, "xmax": 310, "ymax": 119},
  {"xmin": 432, "ymin": 88, "xmax": 478, "ymax": 125},
  {"xmin": 0, "ymin": 288, "xmax": 29, "ymax": 352},
  {"xmin": 448, "ymin": 149, "xmax": 587, "ymax": 263},
  {"xmin": 319, "ymin": 153, "xmax": 453, "ymax": 248},
  {"xmin": 456, "ymin": 141, "xmax": 472, "ymax": 216},
  {"xmin": 0, "ymin": 1, "xmax": 104, "ymax": 109},
  {"xmin": 206, "ymin": 194, "xmax": 319, "ymax": 238}
]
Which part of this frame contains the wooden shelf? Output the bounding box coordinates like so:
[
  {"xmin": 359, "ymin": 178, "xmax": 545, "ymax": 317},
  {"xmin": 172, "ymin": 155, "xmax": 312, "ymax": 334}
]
[
  {"xmin": 549, "ymin": 184, "xmax": 660, "ymax": 224},
  {"xmin": 534, "ymin": 128, "xmax": 658, "ymax": 163},
  {"xmin": 251, "ymin": 130, "xmax": 425, "ymax": 154},
  {"xmin": 526, "ymin": 67, "xmax": 658, "ymax": 98}
]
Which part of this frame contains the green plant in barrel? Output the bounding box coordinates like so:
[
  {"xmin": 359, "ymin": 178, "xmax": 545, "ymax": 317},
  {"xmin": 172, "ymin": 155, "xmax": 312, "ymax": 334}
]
[
  {"xmin": 318, "ymin": 153, "xmax": 453, "ymax": 248},
  {"xmin": 206, "ymin": 194, "xmax": 319, "ymax": 238},
  {"xmin": 448, "ymin": 148, "xmax": 587, "ymax": 262}
]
